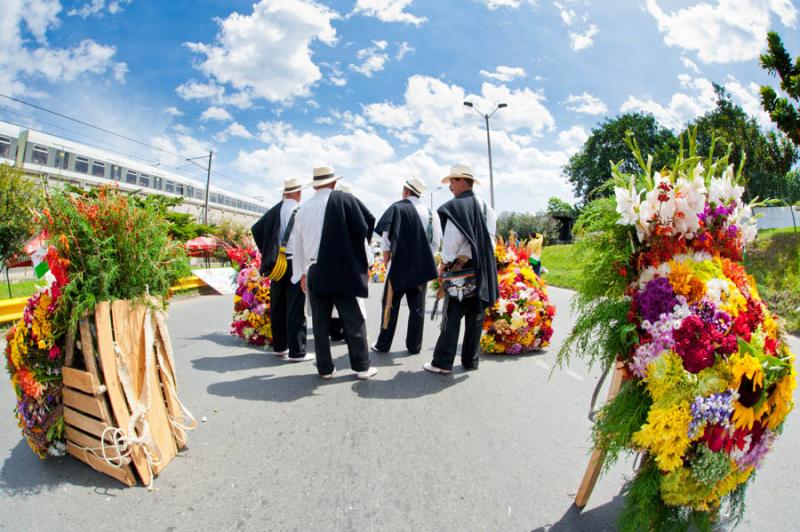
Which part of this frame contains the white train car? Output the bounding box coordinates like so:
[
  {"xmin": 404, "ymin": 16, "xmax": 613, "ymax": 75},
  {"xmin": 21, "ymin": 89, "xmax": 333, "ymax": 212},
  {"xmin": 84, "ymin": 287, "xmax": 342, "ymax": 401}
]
[{"xmin": 0, "ymin": 120, "xmax": 268, "ymax": 225}]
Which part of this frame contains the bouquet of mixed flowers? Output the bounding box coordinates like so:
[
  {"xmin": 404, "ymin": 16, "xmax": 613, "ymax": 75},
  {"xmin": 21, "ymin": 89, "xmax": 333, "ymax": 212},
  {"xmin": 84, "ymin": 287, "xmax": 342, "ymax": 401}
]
[
  {"xmin": 369, "ymin": 256, "xmax": 386, "ymax": 283},
  {"xmin": 4, "ymin": 272, "xmax": 66, "ymax": 458},
  {"xmin": 560, "ymin": 132, "xmax": 796, "ymax": 531},
  {"xmin": 480, "ymin": 236, "xmax": 555, "ymax": 355},
  {"xmin": 229, "ymin": 248, "xmax": 272, "ymax": 347}
]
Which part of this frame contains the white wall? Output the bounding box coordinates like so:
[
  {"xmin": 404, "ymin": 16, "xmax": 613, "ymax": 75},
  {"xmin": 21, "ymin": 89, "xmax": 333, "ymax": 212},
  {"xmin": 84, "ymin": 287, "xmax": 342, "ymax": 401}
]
[{"xmin": 754, "ymin": 206, "xmax": 800, "ymax": 230}]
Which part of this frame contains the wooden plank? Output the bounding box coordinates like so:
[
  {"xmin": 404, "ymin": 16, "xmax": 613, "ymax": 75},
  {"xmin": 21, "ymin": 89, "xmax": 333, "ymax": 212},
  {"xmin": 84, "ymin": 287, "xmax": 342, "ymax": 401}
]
[
  {"xmin": 64, "ymin": 327, "xmax": 76, "ymax": 368},
  {"xmin": 574, "ymin": 361, "xmax": 626, "ymax": 509},
  {"xmin": 67, "ymin": 441, "xmax": 136, "ymax": 487},
  {"xmin": 79, "ymin": 317, "xmax": 100, "ymax": 378},
  {"xmin": 157, "ymin": 339, "xmax": 186, "ymax": 449},
  {"xmin": 63, "ymin": 388, "xmax": 111, "ymax": 420},
  {"xmin": 62, "ymin": 367, "xmax": 106, "ymax": 396},
  {"xmin": 64, "ymin": 407, "xmax": 113, "ymax": 441},
  {"xmin": 65, "ymin": 426, "xmax": 123, "ymax": 460},
  {"xmin": 95, "ymin": 301, "xmax": 152, "ymax": 486}
]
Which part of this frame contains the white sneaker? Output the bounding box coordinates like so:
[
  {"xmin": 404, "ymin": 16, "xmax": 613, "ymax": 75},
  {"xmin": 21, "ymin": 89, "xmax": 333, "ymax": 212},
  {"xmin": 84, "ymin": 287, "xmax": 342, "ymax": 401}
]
[
  {"xmin": 356, "ymin": 367, "xmax": 378, "ymax": 380},
  {"xmin": 423, "ymin": 362, "xmax": 452, "ymax": 375},
  {"xmin": 274, "ymin": 349, "xmax": 289, "ymax": 358},
  {"xmin": 319, "ymin": 369, "xmax": 337, "ymax": 380},
  {"xmin": 286, "ymin": 353, "xmax": 314, "ymax": 363}
]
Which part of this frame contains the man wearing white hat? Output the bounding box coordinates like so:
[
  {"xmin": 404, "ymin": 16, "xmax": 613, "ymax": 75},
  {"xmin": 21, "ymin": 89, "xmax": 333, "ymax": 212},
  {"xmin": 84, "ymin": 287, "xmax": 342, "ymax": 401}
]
[
  {"xmin": 372, "ymin": 177, "xmax": 442, "ymax": 355},
  {"xmin": 251, "ymin": 177, "xmax": 310, "ymax": 361},
  {"xmin": 424, "ymin": 164, "xmax": 498, "ymax": 375},
  {"xmin": 290, "ymin": 166, "xmax": 378, "ymax": 380}
]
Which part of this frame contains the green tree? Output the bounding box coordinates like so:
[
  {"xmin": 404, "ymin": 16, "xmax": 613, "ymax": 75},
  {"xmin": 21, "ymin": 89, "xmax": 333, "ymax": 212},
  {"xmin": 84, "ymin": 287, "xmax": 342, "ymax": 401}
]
[
  {"xmin": 564, "ymin": 112, "xmax": 678, "ymax": 204},
  {"xmin": 496, "ymin": 211, "xmax": 559, "ymax": 243},
  {"xmin": 760, "ymin": 31, "xmax": 800, "ymax": 146},
  {"xmin": 0, "ymin": 164, "xmax": 43, "ymax": 268},
  {"xmin": 687, "ymin": 84, "xmax": 798, "ymax": 202},
  {"xmin": 546, "ymin": 197, "xmax": 578, "ymax": 218}
]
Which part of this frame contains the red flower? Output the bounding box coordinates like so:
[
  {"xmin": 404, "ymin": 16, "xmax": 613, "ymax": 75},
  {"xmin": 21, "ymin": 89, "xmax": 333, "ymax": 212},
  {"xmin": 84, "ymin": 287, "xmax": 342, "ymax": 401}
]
[{"xmin": 673, "ymin": 315, "xmax": 715, "ymax": 373}]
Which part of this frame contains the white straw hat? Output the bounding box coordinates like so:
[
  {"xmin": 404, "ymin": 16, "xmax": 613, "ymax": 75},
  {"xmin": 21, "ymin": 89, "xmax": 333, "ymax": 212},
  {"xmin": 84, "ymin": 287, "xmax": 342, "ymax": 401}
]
[
  {"xmin": 404, "ymin": 177, "xmax": 426, "ymax": 196},
  {"xmin": 281, "ymin": 177, "xmax": 305, "ymax": 193},
  {"xmin": 441, "ymin": 164, "xmax": 480, "ymax": 185},
  {"xmin": 311, "ymin": 165, "xmax": 342, "ymax": 187}
]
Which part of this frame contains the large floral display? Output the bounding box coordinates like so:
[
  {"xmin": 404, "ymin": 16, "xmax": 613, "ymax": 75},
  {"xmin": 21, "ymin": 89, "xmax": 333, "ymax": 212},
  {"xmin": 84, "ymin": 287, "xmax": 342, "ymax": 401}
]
[
  {"xmin": 560, "ymin": 134, "xmax": 796, "ymax": 530},
  {"xmin": 229, "ymin": 247, "xmax": 273, "ymax": 347},
  {"xmin": 369, "ymin": 255, "xmax": 386, "ymax": 283},
  {"xmin": 481, "ymin": 236, "xmax": 555, "ymax": 355},
  {"xmin": 4, "ymin": 276, "xmax": 66, "ymax": 458}
]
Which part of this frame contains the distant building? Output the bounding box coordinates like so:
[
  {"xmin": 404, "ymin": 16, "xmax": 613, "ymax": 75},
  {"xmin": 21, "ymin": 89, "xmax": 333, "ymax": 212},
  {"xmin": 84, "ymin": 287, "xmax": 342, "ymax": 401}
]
[{"xmin": 0, "ymin": 120, "xmax": 267, "ymax": 225}]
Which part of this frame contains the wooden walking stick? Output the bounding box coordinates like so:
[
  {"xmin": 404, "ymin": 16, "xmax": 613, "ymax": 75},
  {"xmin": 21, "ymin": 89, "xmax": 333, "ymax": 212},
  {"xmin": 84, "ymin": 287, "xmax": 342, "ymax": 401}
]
[{"xmin": 574, "ymin": 358, "xmax": 627, "ymax": 508}]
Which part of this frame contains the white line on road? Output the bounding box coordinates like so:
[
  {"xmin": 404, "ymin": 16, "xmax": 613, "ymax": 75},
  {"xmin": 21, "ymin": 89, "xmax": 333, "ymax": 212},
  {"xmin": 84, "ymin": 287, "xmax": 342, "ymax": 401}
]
[{"xmin": 564, "ymin": 369, "xmax": 585, "ymax": 381}]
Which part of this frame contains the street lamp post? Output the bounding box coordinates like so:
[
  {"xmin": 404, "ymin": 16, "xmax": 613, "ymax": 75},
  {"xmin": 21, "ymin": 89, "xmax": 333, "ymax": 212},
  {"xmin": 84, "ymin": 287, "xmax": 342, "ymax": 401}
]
[{"xmin": 463, "ymin": 101, "xmax": 507, "ymax": 209}]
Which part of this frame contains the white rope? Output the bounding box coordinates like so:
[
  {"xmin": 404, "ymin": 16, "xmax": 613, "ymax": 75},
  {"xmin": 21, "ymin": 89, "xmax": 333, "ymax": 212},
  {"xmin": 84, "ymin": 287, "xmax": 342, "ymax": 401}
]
[{"xmin": 152, "ymin": 307, "xmax": 198, "ymax": 435}]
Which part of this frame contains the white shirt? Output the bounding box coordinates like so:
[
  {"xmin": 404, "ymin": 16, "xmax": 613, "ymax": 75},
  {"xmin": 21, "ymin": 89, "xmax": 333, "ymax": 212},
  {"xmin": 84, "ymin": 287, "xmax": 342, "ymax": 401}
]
[
  {"xmin": 380, "ymin": 196, "xmax": 442, "ymax": 255},
  {"xmin": 289, "ymin": 188, "xmax": 332, "ymax": 284},
  {"xmin": 441, "ymin": 194, "xmax": 497, "ymax": 263},
  {"xmin": 280, "ymin": 198, "xmax": 299, "ymax": 255}
]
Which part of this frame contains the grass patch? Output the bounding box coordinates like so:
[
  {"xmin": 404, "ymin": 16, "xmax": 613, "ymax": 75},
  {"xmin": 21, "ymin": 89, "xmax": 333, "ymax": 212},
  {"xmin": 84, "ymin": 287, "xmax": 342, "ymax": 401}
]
[
  {"xmin": 0, "ymin": 279, "xmax": 43, "ymax": 300},
  {"xmin": 541, "ymin": 244, "xmax": 582, "ymax": 289},
  {"xmin": 745, "ymin": 230, "xmax": 800, "ymax": 333}
]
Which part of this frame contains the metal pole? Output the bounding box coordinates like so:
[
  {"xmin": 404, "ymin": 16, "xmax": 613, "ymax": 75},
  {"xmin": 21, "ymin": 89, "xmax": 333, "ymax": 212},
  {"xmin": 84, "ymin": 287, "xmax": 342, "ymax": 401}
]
[
  {"xmin": 203, "ymin": 150, "xmax": 213, "ymax": 225},
  {"xmin": 485, "ymin": 114, "xmax": 495, "ymax": 209}
]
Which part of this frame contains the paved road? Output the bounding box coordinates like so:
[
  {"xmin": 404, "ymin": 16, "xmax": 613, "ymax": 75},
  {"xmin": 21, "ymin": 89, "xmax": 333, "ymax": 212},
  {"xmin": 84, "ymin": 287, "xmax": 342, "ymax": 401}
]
[{"xmin": 1, "ymin": 285, "xmax": 798, "ymax": 531}]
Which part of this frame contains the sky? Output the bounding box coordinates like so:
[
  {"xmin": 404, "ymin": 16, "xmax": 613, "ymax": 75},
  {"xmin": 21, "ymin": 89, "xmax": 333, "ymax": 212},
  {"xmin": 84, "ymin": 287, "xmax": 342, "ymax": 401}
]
[{"xmin": 1, "ymin": 0, "xmax": 799, "ymax": 217}]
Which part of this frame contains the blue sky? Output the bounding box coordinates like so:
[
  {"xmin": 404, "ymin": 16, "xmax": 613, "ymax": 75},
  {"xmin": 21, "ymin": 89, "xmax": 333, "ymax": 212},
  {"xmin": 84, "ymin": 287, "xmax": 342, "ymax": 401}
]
[{"xmin": 1, "ymin": 0, "xmax": 798, "ymax": 215}]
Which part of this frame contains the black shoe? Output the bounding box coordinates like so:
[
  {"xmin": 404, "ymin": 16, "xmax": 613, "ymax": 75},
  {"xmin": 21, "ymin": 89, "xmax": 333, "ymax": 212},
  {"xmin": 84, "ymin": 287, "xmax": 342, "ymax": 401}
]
[
  {"xmin": 462, "ymin": 364, "xmax": 479, "ymax": 371},
  {"xmin": 370, "ymin": 343, "xmax": 388, "ymax": 353}
]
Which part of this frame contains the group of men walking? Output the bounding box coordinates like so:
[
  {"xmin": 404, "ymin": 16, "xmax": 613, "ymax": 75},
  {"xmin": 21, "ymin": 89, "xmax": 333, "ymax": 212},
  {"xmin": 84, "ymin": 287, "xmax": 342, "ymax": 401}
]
[{"xmin": 251, "ymin": 164, "xmax": 498, "ymax": 381}]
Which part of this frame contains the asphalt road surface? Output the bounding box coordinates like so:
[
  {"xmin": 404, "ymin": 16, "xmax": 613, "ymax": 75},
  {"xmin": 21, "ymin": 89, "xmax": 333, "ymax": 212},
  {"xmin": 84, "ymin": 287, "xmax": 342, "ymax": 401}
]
[{"xmin": 1, "ymin": 285, "xmax": 798, "ymax": 531}]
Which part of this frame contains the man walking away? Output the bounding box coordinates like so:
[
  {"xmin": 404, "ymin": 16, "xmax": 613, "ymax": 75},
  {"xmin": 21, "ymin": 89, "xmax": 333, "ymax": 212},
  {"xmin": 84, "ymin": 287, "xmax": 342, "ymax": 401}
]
[
  {"xmin": 372, "ymin": 177, "xmax": 441, "ymax": 354},
  {"xmin": 290, "ymin": 166, "xmax": 378, "ymax": 380},
  {"xmin": 251, "ymin": 177, "xmax": 309, "ymax": 361},
  {"xmin": 425, "ymin": 164, "xmax": 498, "ymax": 375}
]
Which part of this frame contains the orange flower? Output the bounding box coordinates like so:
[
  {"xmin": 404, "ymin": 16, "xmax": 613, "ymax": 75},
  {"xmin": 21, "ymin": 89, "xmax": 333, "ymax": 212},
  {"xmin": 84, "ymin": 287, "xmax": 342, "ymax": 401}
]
[{"xmin": 668, "ymin": 261, "xmax": 705, "ymax": 303}]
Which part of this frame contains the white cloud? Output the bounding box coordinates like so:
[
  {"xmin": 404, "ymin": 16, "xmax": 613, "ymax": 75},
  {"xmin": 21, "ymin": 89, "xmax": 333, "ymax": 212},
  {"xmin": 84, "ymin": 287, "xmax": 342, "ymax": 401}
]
[
  {"xmin": 0, "ymin": 0, "xmax": 126, "ymax": 96},
  {"xmin": 681, "ymin": 56, "xmax": 700, "ymax": 74},
  {"xmin": 164, "ymin": 106, "xmax": 183, "ymax": 117},
  {"xmin": 200, "ymin": 106, "xmax": 233, "ymax": 122},
  {"xmin": 646, "ymin": 0, "xmax": 798, "ymax": 64},
  {"xmin": 216, "ymin": 122, "xmax": 254, "ymax": 142},
  {"xmin": 349, "ymin": 40, "xmax": 390, "ymax": 77},
  {"xmin": 363, "ymin": 102, "xmax": 415, "ymax": 129},
  {"xmin": 479, "ymin": 65, "xmax": 526, "ymax": 82},
  {"xmin": 620, "ymin": 75, "xmax": 718, "ymax": 130},
  {"xmin": 554, "ymin": 1, "xmax": 575, "ymax": 25},
  {"xmin": 558, "ymin": 125, "xmax": 589, "ymax": 152},
  {"xmin": 723, "ymin": 78, "xmax": 773, "ymax": 128},
  {"xmin": 563, "ymin": 92, "xmax": 608, "ymax": 115},
  {"xmin": 69, "ymin": 0, "xmax": 132, "ymax": 18},
  {"xmin": 175, "ymin": 79, "xmax": 253, "ymax": 109},
  {"xmin": 352, "ymin": 0, "xmax": 426, "ymax": 26},
  {"xmin": 569, "ymin": 24, "xmax": 598, "ymax": 50},
  {"xmin": 396, "ymin": 41, "xmax": 414, "ymax": 61},
  {"xmin": 183, "ymin": 0, "xmax": 338, "ymax": 104},
  {"xmin": 330, "ymin": 76, "xmax": 347, "ymax": 87},
  {"xmin": 481, "ymin": 0, "xmax": 523, "ymax": 9}
]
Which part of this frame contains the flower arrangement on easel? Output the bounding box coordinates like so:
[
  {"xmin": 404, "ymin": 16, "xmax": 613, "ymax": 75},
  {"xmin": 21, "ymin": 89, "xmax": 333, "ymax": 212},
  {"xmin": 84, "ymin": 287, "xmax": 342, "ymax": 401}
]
[
  {"xmin": 560, "ymin": 130, "xmax": 795, "ymax": 531},
  {"xmin": 228, "ymin": 247, "xmax": 273, "ymax": 347}
]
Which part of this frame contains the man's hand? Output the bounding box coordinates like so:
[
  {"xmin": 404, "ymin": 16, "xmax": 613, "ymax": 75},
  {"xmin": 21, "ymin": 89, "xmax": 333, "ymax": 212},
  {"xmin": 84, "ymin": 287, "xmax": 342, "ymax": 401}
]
[
  {"xmin": 300, "ymin": 274, "xmax": 307, "ymax": 294},
  {"xmin": 382, "ymin": 251, "xmax": 391, "ymax": 265}
]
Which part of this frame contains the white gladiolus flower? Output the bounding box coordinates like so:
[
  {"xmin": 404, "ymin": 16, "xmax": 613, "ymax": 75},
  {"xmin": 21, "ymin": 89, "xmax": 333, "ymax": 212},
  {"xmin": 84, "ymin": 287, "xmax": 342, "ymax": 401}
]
[
  {"xmin": 614, "ymin": 183, "xmax": 640, "ymax": 227},
  {"xmin": 709, "ymin": 165, "xmax": 744, "ymax": 206}
]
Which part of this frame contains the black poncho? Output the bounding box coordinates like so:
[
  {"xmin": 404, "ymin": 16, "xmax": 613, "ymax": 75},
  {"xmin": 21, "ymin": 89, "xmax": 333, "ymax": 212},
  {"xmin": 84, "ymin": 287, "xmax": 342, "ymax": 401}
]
[
  {"xmin": 375, "ymin": 199, "xmax": 437, "ymax": 291},
  {"xmin": 251, "ymin": 201, "xmax": 282, "ymax": 276}
]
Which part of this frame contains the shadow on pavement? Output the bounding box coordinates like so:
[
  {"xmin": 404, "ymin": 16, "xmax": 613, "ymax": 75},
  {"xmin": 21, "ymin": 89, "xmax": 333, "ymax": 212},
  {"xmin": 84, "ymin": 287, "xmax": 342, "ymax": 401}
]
[
  {"xmin": 352, "ymin": 370, "xmax": 468, "ymax": 399},
  {"xmin": 207, "ymin": 373, "xmax": 338, "ymax": 403},
  {"xmin": 1, "ymin": 440, "xmax": 121, "ymax": 496},
  {"xmin": 191, "ymin": 352, "xmax": 287, "ymax": 373},
  {"xmin": 192, "ymin": 332, "xmax": 244, "ymax": 348},
  {"xmin": 480, "ymin": 349, "xmax": 548, "ymax": 364},
  {"xmin": 530, "ymin": 496, "xmax": 623, "ymax": 532}
]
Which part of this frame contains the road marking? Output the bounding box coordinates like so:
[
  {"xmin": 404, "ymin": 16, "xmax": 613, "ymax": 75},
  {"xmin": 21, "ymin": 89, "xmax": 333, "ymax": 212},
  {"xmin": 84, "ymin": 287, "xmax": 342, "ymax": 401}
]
[{"xmin": 565, "ymin": 369, "xmax": 584, "ymax": 381}]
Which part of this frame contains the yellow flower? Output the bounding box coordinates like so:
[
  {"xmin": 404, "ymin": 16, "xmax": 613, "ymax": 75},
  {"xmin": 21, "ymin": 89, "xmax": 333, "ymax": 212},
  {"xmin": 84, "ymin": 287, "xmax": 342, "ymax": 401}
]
[
  {"xmin": 720, "ymin": 282, "xmax": 747, "ymax": 317},
  {"xmin": 729, "ymin": 353, "xmax": 765, "ymax": 430},
  {"xmin": 645, "ymin": 352, "xmax": 691, "ymax": 405},
  {"xmin": 632, "ymin": 402, "xmax": 692, "ymax": 472},
  {"xmin": 667, "ymin": 260, "xmax": 705, "ymax": 303},
  {"xmin": 762, "ymin": 313, "xmax": 778, "ymax": 340},
  {"xmin": 766, "ymin": 370, "xmax": 796, "ymax": 430}
]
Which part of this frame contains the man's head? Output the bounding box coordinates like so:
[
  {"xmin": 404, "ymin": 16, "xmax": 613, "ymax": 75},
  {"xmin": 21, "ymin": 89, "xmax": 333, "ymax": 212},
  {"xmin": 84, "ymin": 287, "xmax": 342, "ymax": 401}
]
[
  {"xmin": 281, "ymin": 177, "xmax": 304, "ymax": 201},
  {"xmin": 441, "ymin": 164, "xmax": 478, "ymax": 196},
  {"xmin": 402, "ymin": 177, "xmax": 425, "ymax": 199},
  {"xmin": 311, "ymin": 165, "xmax": 341, "ymax": 191}
]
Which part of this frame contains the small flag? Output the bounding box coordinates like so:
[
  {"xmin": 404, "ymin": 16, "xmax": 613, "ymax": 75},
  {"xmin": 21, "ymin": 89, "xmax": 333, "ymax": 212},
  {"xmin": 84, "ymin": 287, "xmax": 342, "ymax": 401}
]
[{"xmin": 31, "ymin": 245, "xmax": 50, "ymax": 279}]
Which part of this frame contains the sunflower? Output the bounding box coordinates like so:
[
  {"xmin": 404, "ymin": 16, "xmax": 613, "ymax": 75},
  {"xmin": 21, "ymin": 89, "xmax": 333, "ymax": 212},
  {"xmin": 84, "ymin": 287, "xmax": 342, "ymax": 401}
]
[
  {"xmin": 729, "ymin": 353, "xmax": 765, "ymax": 430},
  {"xmin": 766, "ymin": 370, "xmax": 796, "ymax": 430}
]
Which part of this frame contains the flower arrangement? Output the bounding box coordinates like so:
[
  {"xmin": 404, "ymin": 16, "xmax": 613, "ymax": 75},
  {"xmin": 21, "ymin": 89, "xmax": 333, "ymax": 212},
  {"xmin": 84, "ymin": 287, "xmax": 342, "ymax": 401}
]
[
  {"xmin": 4, "ymin": 276, "xmax": 66, "ymax": 458},
  {"xmin": 369, "ymin": 256, "xmax": 386, "ymax": 283},
  {"xmin": 480, "ymin": 236, "xmax": 555, "ymax": 355},
  {"xmin": 229, "ymin": 248, "xmax": 273, "ymax": 347},
  {"xmin": 560, "ymin": 131, "xmax": 796, "ymax": 531}
]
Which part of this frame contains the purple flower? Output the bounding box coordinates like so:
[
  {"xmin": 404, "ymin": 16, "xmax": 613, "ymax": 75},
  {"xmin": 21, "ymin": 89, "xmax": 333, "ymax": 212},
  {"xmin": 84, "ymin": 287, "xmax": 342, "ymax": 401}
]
[
  {"xmin": 737, "ymin": 428, "xmax": 774, "ymax": 471},
  {"xmin": 688, "ymin": 391, "xmax": 735, "ymax": 439},
  {"xmin": 636, "ymin": 277, "xmax": 678, "ymax": 323}
]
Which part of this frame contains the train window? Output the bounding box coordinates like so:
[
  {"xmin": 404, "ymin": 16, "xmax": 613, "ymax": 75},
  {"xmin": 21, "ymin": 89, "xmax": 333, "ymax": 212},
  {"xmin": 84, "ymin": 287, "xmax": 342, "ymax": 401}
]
[
  {"xmin": 32, "ymin": 145, "xmax": 49, "ymax": 165},
  {"xmin": 152, "ymin": 176, "xmax": 162, "ymax": 190},
  {"xmin": 110, "ymin": 165, "xmax": 122, "ymax": 180},
  {"xmin": 55, "ymin": 151, "xmax": 69, "ymax": 169},
  {"xmin": 91, "ymin": 161, "xmax": 105, "ymax": 177},
  {"xmin": 236, "ymin": 199, "xmax": 243, "ymax": 209},
  {"xmin": 165, "ymin": 181, "xmax": 174, "ymax": 193},
  {"xmin": 0, "ymin": 136, "xmax": 10, "ymax": 158},
  {"xmin": 195, "ymin": 188, "xmax": 203, "ymax": 200},
  {"xmin": 175, "ymin": 183, "xmax": 184, "ymax": 195},
  {"xmin": 126, "ymin": 170, "xmax": 137, "ymax": 184},
  {"xmin": 75, "ymin": 156, "xmax": 89, "ymax": 174},
  {"xmin": 139, "ymin": 174, "xmax": 150, "ymax": 187}
]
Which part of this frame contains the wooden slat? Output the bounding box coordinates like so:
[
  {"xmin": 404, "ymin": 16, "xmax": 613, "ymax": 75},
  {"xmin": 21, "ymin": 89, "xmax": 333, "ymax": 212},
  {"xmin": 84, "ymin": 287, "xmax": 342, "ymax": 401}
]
[
  {"xmin": 67, "ymin": 441, "xmax": 136, "ymax": 487},
  {"xmin": 62, "ymin": 367, "xmax": 106, "ymax": 396},
  {"xmin": 64, "ymin": 407, "xmax": 112, "ymax": 441},
  {"xmin": 157, "ymin": 338, "xmax": 186, "ymax": 449},
  {"xmin": 64, "ymin": 327, "xmax": 76, "ymax": 368},
  {"xmin": 95, "ymin": 301, "xmax": 152, "ymax": 486},
  {"xmin": 574, "ymin": 361, "xmax": 627, "ymax": 508},
  {"xmin": 79, "ymin": 317, "xmax": 100, "ymax": 377},
  {"xmin": 65, "ymin": 426, "xmax": 123, "ymax": 460},
  {"xmin": 63, "ymin": 388, "xmax": 110, "ymax": 420}
]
